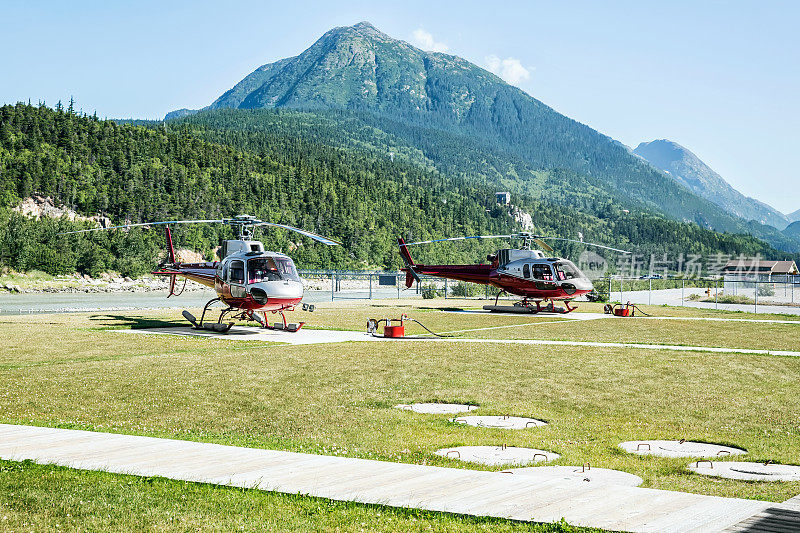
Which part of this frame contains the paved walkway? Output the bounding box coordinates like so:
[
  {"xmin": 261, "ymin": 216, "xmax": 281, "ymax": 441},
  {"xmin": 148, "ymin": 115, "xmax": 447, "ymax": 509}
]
[
  {"xmin": 1, "ymin": 424, "xmax": 796, "ymax": 532},
  {"xmin": 423, "ymin": 338, "xmax": 800, "ymax": 358},
  {"xmin": 124, "ymin": 325, "xmax": 800, "ymax": 357}
]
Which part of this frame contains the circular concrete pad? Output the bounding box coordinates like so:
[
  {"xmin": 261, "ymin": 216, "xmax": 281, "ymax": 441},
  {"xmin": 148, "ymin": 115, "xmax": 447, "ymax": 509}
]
[
  {"xmin": 451, "ymin": 415, "xmax": 546, "ymax": 429},
  {"xmin": 688, "ymin": 461, "xmax": 800, "ymax": 481},
  {"xmin": 435, "ymin": 446, "xmax": 559, "ymax": 466},
  {"xmin": 395, "ymin": 403, "xmax": 478, "ymax": 414},
  {"xmin": 502, "ymin": 466, "xmax": 643, "ymax": 486},
  {"xmin": 619, "ymin": 440, "xmax": 746, "ymax": 458}
]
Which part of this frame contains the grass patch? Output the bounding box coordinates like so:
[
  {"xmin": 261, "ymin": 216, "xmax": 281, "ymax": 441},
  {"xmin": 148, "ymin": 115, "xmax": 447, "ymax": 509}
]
[
  {"xmin": 0, "ymin": 459, "xmax": 593, "ymax": 532},
  {"xmin": 452, "ymin": 315, "xmax": 800, "ymax": 351},
  {"xmin": 1, "ymin": 301, "xmax": 799, "ymax": 529}
]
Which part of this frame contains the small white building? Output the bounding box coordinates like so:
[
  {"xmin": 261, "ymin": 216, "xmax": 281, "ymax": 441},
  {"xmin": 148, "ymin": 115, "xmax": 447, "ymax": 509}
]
[{"xmin": 495, "ymin": 192, "xmax": 511, "ymax": 205}]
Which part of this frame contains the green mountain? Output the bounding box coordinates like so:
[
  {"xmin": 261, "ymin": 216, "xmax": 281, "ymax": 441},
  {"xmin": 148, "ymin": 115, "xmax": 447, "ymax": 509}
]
[
  {"xmin": 633, "ymin": 139, "xmax": 789, "ymax": 229},
  {"xmin": 784, "ymin": 221, "xmax": 800, "ymax": 240},
  {"xmin": 167, "ymin": 21, "xmax": 798, "ymax": 252},
  {"xmin": 1, "ymin": 103, "xmax": 790, "ymax": 278},
  {"xmin": 788, "ymin": 209, "xmax": 800, "ymax": 223}
]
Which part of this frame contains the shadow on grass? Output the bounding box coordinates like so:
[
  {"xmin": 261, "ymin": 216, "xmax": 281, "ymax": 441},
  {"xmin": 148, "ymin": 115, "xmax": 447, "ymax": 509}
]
[
  {"xmin": 417, "ymin": 306, "xmax": 469, "ymax": 312},
  {"xmin": 88, "ymin": 313, "xmax": 188, "ymax": 330}
]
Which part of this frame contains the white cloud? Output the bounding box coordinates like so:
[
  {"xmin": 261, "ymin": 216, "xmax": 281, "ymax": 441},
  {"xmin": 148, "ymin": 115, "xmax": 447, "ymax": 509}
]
[
  {"xmin": 411, "ymin": 28, "xmax": 449, "ymax": 53},
  {"xmin": 485, "ymin": 55, "xmax": 531, "ymax": 86}
]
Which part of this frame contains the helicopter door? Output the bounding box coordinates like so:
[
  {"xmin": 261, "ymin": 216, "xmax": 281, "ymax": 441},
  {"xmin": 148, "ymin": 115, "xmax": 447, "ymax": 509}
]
[
  {"xmin": 228, "ymin": 259, "xmax": 247, "ymax": 299},
  {"xmin": 523, "ymin": 264, "xmax": 531, "ymax": 279}
]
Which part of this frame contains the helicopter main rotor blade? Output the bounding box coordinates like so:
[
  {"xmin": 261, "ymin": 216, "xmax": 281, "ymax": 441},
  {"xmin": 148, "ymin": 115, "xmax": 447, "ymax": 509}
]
[
  {"xmin": 254, "ymin": 222, "xmax": 342, "ymax": 246},
  {"xmin": 404, "ymin": 235, "xmax": 514, "ymax": 246},
  {"xmin": 59, "ymin": 219, "xmax": 225, "ymax": 235},
  {"xmin": 537, "ymin": 237, "xmax": 631, "ymax": 254},
  {"xmin": 533, "ymin": 238, "xmax": 554, "ymax": 252}
]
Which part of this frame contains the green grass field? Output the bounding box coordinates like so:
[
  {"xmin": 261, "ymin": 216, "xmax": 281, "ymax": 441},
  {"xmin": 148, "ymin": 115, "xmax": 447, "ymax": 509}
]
[{"xmin": 1, "ymin": 299, "xmax": 799, "ymax": 530}]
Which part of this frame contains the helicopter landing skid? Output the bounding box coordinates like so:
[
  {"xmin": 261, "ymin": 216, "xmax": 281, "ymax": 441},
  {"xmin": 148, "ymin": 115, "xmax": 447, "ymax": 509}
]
[
  {"xmin": 253, "ymin": 310, "xmax": 305, "ymax": 333},
  {"xmin": 483, "ymin": 299, "xmax": 576, "ymax": 314},
  {"xmin": 182, "ymin": 299, "xmax": 305, "ymax": 333},
  {"xmin": 182, "ymin": 298, "xmax": 235, "ymax": 333}
]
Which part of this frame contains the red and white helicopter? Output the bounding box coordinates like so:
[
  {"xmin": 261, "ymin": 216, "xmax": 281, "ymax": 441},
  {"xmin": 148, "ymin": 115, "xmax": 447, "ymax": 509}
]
[
  {"xmin": 398, "ymin": 232, "xmax": 629, "ymax": 313},
  {"xmin": 63, "ymin": 215, "xmax": 341, "ymax": 332}
]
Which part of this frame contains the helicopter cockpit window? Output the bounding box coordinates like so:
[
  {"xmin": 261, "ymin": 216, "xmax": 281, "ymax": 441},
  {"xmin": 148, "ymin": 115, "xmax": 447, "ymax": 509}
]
[
  {"xmin": 248, "ymin": 257, "xmax": 282, "ymax": 283},
  {"xmin": 522, "ymin": 264, "xmax": 530, "ymax": 278},
  {"xmin": 229, "ymin": 260, "xmax": 245, "ymax": 284},
  {"xmin": 554, "ymin": 261, "xmax": 580, "ymax": 281},
  {"xmin": 532, "ymin": 264, "xmax": 553, "ymax": 281},
  {"xmin": 274, "ymin": 258, "xmax": 300, "ymax": 282}
]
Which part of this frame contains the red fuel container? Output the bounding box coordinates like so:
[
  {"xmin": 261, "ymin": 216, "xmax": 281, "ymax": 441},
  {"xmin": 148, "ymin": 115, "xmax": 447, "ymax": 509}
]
[{"xmin": 383, "ymin": 325, "xmax": 405, "ymax": 338}]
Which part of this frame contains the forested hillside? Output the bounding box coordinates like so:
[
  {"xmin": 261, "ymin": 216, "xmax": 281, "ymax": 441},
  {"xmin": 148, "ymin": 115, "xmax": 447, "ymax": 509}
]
[{"xmin": 0, "ymin": 102, "xmax": 789, "ymax": 278}]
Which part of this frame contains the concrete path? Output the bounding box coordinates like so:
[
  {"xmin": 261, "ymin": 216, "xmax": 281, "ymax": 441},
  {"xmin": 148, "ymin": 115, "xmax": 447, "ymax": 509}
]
[
  {"xmin": 638, "ymin": 316, "xmax": 800, "ymax": 325},
  {"xmin": 124, "ymin": 325, "xmax": 800, "ymax": 357},
  {"xmin": 1, "ymin": 424, "xmax": 796, "ymax": 532},
  {"xmin": 418, "ymin": 338, "xmax": 800, "ymax": 358}
]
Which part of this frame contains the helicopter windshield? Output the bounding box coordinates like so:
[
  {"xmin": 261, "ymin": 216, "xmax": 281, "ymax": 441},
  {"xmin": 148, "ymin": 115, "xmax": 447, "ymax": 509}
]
[
  {"xmin": 553, "ymin": 260, "xmax": 582, "ymax": 281},
  {"xmin": 247, "ymin": 257, "xmax": 300, "ymax": 283}
]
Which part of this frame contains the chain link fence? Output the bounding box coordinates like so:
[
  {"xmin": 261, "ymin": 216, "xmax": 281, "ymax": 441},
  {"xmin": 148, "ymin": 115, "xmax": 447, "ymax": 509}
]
[
  {"xmin": 299, "ymin": 270, "xmax": 800, "ymax": 314},
  {"xmin": 592, "ymin": 275, "xmax": 800, "ymax": 314}
]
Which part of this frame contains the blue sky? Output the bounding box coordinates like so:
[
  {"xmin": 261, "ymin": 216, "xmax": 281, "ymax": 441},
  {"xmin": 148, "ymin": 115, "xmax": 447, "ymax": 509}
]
[{"xmin": 1, "ymin": 0, "xmax": 797, "ymax": 213}]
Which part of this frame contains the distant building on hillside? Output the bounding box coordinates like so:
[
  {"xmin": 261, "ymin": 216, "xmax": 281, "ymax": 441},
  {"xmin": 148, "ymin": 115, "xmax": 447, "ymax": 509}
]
[
  {"xmin": 495, "ymin": 192, "xmax": 511, "ymax": 205},
  {"xmin": 721, "ymin": 258, "xmax": 798, "ymax": 297},
  {"xmin": 722, "ymin": 259, "xmax": 798, "ymax": 281}
]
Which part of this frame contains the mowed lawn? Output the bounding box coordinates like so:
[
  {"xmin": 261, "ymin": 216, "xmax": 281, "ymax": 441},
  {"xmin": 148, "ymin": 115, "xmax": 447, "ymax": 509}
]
[{"xmin": 0, "ymin": 300, "xmax": 799, "ymax": 531}]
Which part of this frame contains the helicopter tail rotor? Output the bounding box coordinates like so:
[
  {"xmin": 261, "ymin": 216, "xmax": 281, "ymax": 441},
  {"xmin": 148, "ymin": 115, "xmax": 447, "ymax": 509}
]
[
  {"xmin": 398, "ymin": 238, "xmax": 421, "ymax": 288},
  {"xmin": 165, "ymin": 227, "xmax": 177, "ymax": 264}
]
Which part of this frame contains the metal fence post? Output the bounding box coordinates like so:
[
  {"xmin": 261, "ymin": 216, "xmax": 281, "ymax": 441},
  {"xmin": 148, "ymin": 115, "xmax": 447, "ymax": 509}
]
[
  {"xmin": 397, "ymin": 273, "xmax": 400, "ymax": 299},
  {"xmin": 331, "ymin": 272, "xmax": 335, "ymax": 302},
  {"xmin": 444, "ymin": 278, "xmax": 448, "ymax": 299},
  {"xmin": 648, "ymin": 278, "xmax": 652, "ymax": 306},
  {"xmin": 715, "ymin": 279, "xmax": 718, "ymax": 310},
  {"xmin": 369, "ymin": 273, "xmax": 373, "ymax": 299},
  {"xmin": 681, "ymin": 279, "xmax": 684, "ymax": 307},
  {"xmin": 754, "ymin": 279, "xmax": 758, "ymax": 314}
]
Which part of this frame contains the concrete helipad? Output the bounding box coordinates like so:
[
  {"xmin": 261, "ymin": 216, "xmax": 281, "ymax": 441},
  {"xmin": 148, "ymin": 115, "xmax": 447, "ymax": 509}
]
[
  {"xmin": 503, "ymin": 465, "xmax": 644, "ymax": 487},
  {"xmin": 434, "ymin": 446, "xmax": 560, "ymax": 466},
  {"xmin": 451, "ymin": 415, "xmax": 547, "ymax": 429},
  {"xmin": 619, "ymin": 440, "xmax": 747, "ymax": 458},
  {"xmin": 124, "ymin": 325, "xmax": 378, "ymax": 345},
  {"xmin": 688, "ymin": 461, "xmax": 800, "ymax": 481},
  {"xmin": 1, "ymin": 424, "xmax": 797, "ymax": 532},
  {"xmin": 395, "ymin": 403, "xmax": 478, "ymax": 414}
]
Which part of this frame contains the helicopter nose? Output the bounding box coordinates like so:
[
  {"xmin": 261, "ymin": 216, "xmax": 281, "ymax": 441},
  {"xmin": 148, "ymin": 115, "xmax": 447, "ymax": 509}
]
[{"xmin": 250, "ymin": 287, "xmax": 269, "ymax": 304}]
